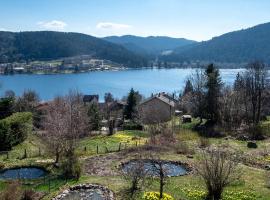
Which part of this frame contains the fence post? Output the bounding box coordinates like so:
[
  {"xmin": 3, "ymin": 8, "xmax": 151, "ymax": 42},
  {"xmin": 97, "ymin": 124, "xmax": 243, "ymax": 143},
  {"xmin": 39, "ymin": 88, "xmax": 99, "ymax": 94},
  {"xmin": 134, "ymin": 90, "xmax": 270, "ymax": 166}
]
[
  {"xmin": 84, "ymin": 146, "xmax": 87, "ymax": 152},
  {"xmin": 118, "ymin": 143, "xmax": 121, "ymax": 151},
  {"xmin": 24, "ymin": 149, "xmax": 27, "ymax": 159},
  {"xmin": 6, "ymin": 152, "xmax": 9, "ymax": 159},
  {"xmin": 96, "ymin": 145, "xmax": 99, "ymax": 154},
  {"xmin": 48, "ymin": 176, "xmax": 51, "ymax": 193}
]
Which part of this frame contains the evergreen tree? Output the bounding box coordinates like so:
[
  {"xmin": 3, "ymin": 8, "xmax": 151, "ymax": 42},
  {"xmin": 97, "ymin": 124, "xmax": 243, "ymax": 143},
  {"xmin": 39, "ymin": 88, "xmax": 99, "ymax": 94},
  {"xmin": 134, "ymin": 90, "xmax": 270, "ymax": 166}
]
[
  {"xmin": 104, "ymin": 92, "xmax": 114, "ymax": 103},
  {"xmin": 204, "ymin": 64, "xmax": 223, "ymax": 124},
  {"xmin": 124, "ymin": 88, "xmax": 138, "ymax": 120},
  {"xmin": 234, "ymin": 72, "xmax": 244, "ymax": 91},
  {"xmin": 183, "ymin": 79, "xmax": 194, "ymax": 95},
  {"xmin": 87, "ymin": 103, "xmax": 101, "ymax": 131},
  {"xmin": 0, "ymin": 97, "xmax": 15, "ymax": 120}
]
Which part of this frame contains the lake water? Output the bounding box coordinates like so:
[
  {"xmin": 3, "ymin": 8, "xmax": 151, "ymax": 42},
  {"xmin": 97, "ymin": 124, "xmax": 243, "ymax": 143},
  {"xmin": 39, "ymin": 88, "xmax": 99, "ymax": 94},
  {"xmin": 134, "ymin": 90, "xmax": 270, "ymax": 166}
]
[{"xmin": 0, "ymin": 68, "xmax": 244, "ymax": 101}]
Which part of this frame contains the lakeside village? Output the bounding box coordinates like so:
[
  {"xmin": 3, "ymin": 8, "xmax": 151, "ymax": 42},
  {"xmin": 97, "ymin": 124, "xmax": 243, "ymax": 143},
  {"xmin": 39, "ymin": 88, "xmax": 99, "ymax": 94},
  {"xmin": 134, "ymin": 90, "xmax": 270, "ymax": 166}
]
[
  {"xmin": 0, "ymin": 55, "xmax": 126, "ymax": 74},
  {"xmin": 1, "ymin": 63, "xmax": 270, "ymax": 200},
  {"xmin": 0, "ymin": 55, "xmax": 248, "ymax": 75}
]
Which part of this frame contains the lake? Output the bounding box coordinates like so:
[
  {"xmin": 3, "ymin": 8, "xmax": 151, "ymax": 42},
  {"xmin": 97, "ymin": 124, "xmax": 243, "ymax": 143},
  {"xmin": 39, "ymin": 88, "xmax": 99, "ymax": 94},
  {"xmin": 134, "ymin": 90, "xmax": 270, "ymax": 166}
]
[{"xmin": 0, "ymin": 68, "xmax": 244, "ymax": 101}]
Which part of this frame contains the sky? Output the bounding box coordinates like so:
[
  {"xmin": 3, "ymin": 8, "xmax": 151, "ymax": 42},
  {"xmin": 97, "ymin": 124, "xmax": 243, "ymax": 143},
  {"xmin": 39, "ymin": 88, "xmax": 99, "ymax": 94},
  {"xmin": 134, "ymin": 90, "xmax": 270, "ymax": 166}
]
[{"xmin": 0, "ymin": 0, "xmax": 270, "ymax": 41}]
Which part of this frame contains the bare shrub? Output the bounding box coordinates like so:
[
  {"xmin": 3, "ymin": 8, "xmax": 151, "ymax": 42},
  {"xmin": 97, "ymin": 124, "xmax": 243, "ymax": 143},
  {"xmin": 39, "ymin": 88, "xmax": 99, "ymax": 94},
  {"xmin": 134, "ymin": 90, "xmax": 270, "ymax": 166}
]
[
  {"xmin": 266, "ymin": 171, "xmax": 270, "ymax": 188},
  {"xmin": 122, "ymin": 158, "xmax": 149, "ymax": 197},
  {"xmin": 196, "ymin": 147, "xmax": 241, "ymax": 200},
  {"xmin": 198, "ymin": 137, "xmax": 211, "ymax": 148},
  {"xmin": 174, "ymin": 141, "xmax": 194, "ymax": 155},
  {"xmin": 0, "ymin": 181, "xmax": 23, "ymax": 200}
]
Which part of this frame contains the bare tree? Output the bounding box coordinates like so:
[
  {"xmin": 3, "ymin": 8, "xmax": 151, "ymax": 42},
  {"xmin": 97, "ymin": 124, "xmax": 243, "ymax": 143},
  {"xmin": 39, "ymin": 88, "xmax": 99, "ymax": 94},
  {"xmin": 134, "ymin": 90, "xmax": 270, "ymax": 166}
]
[
  {"xmin": 244, "ymin": 61, "xmax": 269, "ymax": 125},
  {"xmin": 43, "ymin": 96, "xmax": 66, "ymax": 163},
  {"xmin": 122, "ymin": 159, "xmax": 149, "ymax": 197},
  {"xmin": 187, "ymin": 69, "xmax": 206, "ymax": 123},
  {"xmin": 43, "ymin": 90, "xmax": 88, "ymax": 174},
  {"xmin": 196, "ymin": 147, "xmax": 241, "ymax": 200},
  {"xmin": 148, "ymin": 157, "xmax": 169, "ymax": 199}
]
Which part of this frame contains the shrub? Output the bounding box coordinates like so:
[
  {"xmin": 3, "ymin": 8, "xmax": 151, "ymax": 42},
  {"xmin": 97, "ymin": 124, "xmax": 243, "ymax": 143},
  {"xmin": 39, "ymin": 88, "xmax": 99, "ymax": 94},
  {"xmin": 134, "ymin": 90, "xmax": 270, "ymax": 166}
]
[
  {"xmin": 61, "ymin": 152, "xmax": 81, "ymax": 180},
  {"xmin": 22, "ymin": 189, "xmax": 36, "ymax": 200},
  {"xmin": 0, "ymin": 162, "xmax": 5, "ymax": 169},
  {"xmin": 0, "ymin": 181, "xmax": 23, "ymax": 200},
  {"xmin": 199, "ymin": 137, "xmax": 210, "ymax": 148},
  {"xmin": 266, "ymin": 172, "xmax": 270, "ymax": 188},
  {"xmin": 123, "ymin": 121, "xmax": 143, "ymax": 130},
  {"xmin": 0, "ymin": 112, "xmax": 33, "ymax": 151},
  {"xmin": 175, "ymin": 141, "xmax": 194, "ymax": 155},
  {"xmin": 143, "ymin": 192, "xmax": 174, "ymax": 200}
]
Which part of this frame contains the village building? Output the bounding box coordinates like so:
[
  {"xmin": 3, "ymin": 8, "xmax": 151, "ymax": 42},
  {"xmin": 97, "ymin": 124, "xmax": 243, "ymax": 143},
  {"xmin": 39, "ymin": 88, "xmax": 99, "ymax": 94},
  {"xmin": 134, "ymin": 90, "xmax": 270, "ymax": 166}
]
[
  {"xmin": 138, "ymin": 92, "xmax": 178, "ymax": 124},
  {"xmin": 83, "ymin": 94, "xmax": 99, "ymax": 104}
]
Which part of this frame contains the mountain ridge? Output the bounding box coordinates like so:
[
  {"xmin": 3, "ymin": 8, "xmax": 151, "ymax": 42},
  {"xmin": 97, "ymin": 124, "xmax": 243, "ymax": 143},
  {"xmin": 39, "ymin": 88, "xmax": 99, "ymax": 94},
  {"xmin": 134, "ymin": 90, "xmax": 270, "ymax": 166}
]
[{"xmin": 0, "ymin": 31, "xmax": 147, "ymax": 67}]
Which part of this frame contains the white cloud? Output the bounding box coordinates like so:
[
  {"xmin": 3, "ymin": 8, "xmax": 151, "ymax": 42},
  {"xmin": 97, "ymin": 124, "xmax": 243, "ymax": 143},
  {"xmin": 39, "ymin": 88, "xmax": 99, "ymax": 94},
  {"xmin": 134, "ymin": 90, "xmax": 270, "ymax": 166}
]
[
  {"xmin": 37, "ymin": 20, "xmax": 67, "ymax": 31},
  {"xmin": 96, "ymin": 22, "xmax": 132, "ymax": 30},
  {"xmin": 0, "ymin": 28, "xmax": 9, "ymax": 31}
]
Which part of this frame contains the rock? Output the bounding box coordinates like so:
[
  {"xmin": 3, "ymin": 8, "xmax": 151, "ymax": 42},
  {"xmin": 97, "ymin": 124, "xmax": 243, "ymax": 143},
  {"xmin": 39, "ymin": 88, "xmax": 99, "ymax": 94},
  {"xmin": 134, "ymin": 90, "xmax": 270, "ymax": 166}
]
[
  {"xmin": 186, "ymin": 155, "xmax": 194, "ymax": 159},
  {"xmin": 247, "ymin": 141, "xmax": 258, "ymax": 148},
  {"xmin": 265, "ymin": 165, "xmax": 270, "ymax": 170}
]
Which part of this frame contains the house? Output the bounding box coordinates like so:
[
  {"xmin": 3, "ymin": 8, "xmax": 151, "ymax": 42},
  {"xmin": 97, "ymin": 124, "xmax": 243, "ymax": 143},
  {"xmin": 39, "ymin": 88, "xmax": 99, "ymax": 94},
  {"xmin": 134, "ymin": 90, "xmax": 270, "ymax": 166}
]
[
  {"xmin": 83, "ymin": 95, "xmax": 99, "ymax": 104},
  {"xmin": 182, "ymin": 115, "xmax": 192, "ymax": 123},
  {"xmin": 138, "ymin": 92, "xmax": 177, "ymax": 124},
  {"xmin": 99, "ymin": 100, "xmax": 126, "ymax": 127}
]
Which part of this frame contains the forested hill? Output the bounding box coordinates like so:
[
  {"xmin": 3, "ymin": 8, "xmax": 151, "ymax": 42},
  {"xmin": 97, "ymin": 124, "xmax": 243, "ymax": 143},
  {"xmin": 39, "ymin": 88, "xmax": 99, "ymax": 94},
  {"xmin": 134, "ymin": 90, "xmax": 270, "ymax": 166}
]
[
  {"xmin": 163, "ymin": 22, "xmax": 270, "ymax": 63},
  {"xmin": 0, "ymin": 31, "xmax": 147, "ymax": 67},
  {"xmin": 103, "ymin": 35, "xmax": 196, "ymax": 55}
]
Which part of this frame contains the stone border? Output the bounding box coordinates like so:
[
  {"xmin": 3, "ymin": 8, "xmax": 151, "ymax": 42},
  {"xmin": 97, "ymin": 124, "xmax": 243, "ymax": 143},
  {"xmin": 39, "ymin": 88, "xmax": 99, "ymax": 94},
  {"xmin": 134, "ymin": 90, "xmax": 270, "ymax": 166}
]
[
  {"xmin": 52, "ymin": 183, "xmax": 115, "ymax": 200},
  {"xmin": 120, "ymin": 159, "xmax": 193, "ymax": 177}
]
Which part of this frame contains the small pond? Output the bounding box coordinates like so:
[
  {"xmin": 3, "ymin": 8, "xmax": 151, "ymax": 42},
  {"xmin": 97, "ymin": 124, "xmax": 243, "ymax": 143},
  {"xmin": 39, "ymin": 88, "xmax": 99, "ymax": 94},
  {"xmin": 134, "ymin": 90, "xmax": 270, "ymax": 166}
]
[
  {"xmin": 122, "ymin": 160, "xmax": 190, "ymax": 177},
  {"xmin": 53, "ymin": 184, "xmax": 115, "ymax": 200},
  {"xmin": 60, "ymin": 189, "xmax": 105, "ymax": 200},
  {"xmin": 0, "ymin": 167, "xmax": 47, "ymax": 180}
]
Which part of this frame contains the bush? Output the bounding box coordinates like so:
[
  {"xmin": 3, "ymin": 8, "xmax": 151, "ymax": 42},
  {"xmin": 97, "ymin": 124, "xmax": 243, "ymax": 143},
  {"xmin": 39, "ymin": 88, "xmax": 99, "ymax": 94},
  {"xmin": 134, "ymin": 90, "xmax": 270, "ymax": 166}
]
[
  {"xmin": 123, "ymin": 121, "xmax": 143, "ymax": 130},
  {"xmin": 0, "ymin": 112, "xmax": 33, "ymax": 151},
  {"xmin": 0, "ymin": 181, "xmax": 23, "ymax": 200},
  {"xmin": 0, "ymin": 162, "xmax": 5, "ymax": 169},
  {"xmin": 175, "ymin": 142, "xmax": 194, "ymax": 155},
  {"xmin": 143, "ymin": 192, "xmax": 174, "ymax": 200},
  {"xmin": 61, "ymin": 153, "xmax": 81, "ymax": 180},
  {"xmin": 22, "ymin": 189, "xmax": 36, "ymax": 200},
  {"xmin": 199, "ymin": 137, "xmax": 210, "ymax": 148}
]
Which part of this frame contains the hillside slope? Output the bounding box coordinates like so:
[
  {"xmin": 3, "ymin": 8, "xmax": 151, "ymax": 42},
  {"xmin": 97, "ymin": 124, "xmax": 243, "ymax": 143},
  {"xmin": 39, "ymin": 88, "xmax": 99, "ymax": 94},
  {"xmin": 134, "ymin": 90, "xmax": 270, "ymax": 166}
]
[
  {"xmin": 165, "ymin": 22, "xmax": 270, "ymax": 63},
  {"xmin": 0, "ymin": 31, "xmax": 147, "ymax": 67}
]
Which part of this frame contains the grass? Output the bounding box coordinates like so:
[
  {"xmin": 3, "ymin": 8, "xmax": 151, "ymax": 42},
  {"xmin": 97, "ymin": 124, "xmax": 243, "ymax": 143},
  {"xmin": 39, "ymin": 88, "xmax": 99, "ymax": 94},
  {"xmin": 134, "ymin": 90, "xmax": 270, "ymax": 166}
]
[
  {"xmin": 78, "ymin": 130, "xmax": 148, "ymax": 156},
  {"xmin": 1, "ymin": 126, "xmax": 270, "ymax": 199}
]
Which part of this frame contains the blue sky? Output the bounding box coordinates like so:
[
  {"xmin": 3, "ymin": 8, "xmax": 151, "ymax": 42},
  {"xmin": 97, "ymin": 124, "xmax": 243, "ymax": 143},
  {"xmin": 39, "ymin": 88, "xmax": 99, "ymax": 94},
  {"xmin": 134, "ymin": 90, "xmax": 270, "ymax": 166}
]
[{"xmin": 0, "ymin": 0, "xmax": 270, "ymax": 41}]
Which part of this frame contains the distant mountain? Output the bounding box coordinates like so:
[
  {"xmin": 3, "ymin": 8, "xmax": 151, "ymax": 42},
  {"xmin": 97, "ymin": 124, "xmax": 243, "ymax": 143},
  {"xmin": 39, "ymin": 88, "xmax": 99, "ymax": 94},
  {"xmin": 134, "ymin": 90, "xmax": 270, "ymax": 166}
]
[
  {"xmin": 103, "ymin": 35, "xmax": 197, "ymax": 55},
  {"xmin": 0, "ymin": 31, "xmax": 147, "ymax": 67},
  {"xmin": 164, "ymin": 22, "xmax": 270, "ymax": 63}
]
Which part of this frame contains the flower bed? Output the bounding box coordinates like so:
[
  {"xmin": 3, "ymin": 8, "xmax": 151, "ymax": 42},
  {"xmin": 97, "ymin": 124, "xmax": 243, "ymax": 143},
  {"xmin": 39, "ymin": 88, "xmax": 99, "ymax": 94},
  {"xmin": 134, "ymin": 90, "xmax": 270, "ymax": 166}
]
[{"xmin": 143, "ymin": 192, "xmax": 174, "ymax": 200}]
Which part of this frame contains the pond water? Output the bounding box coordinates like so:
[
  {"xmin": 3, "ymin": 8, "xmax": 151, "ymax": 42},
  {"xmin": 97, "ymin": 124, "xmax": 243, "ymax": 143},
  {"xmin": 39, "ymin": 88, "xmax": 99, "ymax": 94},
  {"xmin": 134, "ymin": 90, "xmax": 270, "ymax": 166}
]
[
  {"xmin": 0, "ymin": 167, "xmax": 47, "ymax": 180},
  {"xmin": 0, "ymin": 68, "xmax": 244, "ymax": 101},
  {"xmin": 61, "ymin": 189, "xmax": 104, "ymax": 200},
  {"xmin": 122, "ymin": 160, "xmax": 188, "ymax": 177}
]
